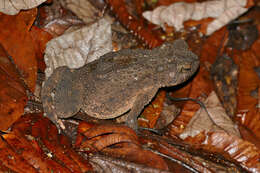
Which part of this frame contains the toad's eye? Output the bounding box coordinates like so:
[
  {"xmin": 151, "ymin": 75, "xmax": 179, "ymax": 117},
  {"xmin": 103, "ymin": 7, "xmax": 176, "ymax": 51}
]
[{"xmin": 181, "ymin": 64, "xmax": 192, "ymax": 72}]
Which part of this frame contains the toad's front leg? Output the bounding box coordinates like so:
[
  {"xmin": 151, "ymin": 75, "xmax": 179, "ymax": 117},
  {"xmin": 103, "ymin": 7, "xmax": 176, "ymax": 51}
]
[{"xmin": 126, "ymin": 88, "xmax": 158, "ymax": 131}]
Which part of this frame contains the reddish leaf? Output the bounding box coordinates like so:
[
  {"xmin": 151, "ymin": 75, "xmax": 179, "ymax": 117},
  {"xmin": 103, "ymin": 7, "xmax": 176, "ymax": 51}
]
[
  {"xmin": 76, "ymin": 122, "xmax": 169, "ymax": 170},
  {"xmin": 11, "ymin": 113, "xmax": 93, "ymax": 172},
  {"xmin": 0, "ymin": 45, "xmax": 27, "ymax": 130},
  {"xmin": 30, "ymin": 26, "xmax": 53, "ymax": 72},
  {"xmin": 0, "ymin": 9, "xmax": 38, "ymax": 91},
  {"xmin": 184, "ymin": 132, "xmax": 260, "ymax": 172},
  {"xmin": 2, "ymin": 132, "xmax": 68, "ymax": 172},
  {"xmin": 0, "ymin": 137, "xmax": 38, "ymax": 173},
  {"xmin": 235, "ymin": 39, "xmax": 260, "ymax": 140}
]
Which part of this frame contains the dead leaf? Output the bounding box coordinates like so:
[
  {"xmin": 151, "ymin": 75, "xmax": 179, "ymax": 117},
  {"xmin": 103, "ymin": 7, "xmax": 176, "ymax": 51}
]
[
  {"xmin": 37, "ymin": 0, "xmax": 84, "ymax": 37},
  {"xmin": 89, "ymin": 154, "xmax": 170, "ymax": 173},
  {"xmin": 61, "ymin": 0, "xmax": 102, "ymax": 24},
  {"xmin": 0, "ymin": 9, "xmax": 38, "ymax": 91},
  {"xmin": 44, "ymin": 17, "xmax": 112, "ymax": 78},
  {"xmin": 185, "ymin": 132, "xmax": 260, "ymax": 172},
  {"xmin": 30, "ymin": 26, "xmax": 53, "ymax": 72},
  {"xmin": 0, "ymin": 137, "xmax": 38, "ymax": 172},
  {"xmin": 0, "ymin": 45, "xmax": 27, "ymax": 130},
  {"xmin": 9, "ymin": 113, "xmax": 93, "ymax": 172},
  {"xmin": 180, "ymin": 91, "xmax": 240, "ymax": 139},
  {"xmin": 143, "ymin": 0, "xmax": 252, "ymax": 35},
  {"xmin": 235, "ymin": 39, "xmax": 260, "ymax": 140},
  {"xmin": 75, "ymin": 122, "xmax": 169, "ymax": 171},
  {"xmin": 0, "ymin": 0, "xmax": 46, "ymax": 15},
  {"xmin": 200, "ymin": 27, "xmax": 228, "ymax": 64}
]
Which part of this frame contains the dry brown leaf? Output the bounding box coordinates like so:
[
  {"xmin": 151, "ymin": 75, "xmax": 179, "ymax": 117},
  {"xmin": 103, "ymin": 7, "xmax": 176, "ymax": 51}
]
[
  {"xmin": 7, "ymin": 113, "xmax": 93, "ymax": 172},
  {"xmin": 89, "ymin": 154, "xmax": 170, "ymax": 173},
  {"xmin": 0, "ymin": 44, "xmax": 27, "ymax": 130},
  {"xmin": 30, "ymin": 26, "xmax": 53, "ymax": 72},
  {"xmin": 0, "ymin": 137, "xmax": 38, "ymax": 172},
  {"xmin": 37, "ymin": 0, "xmax": 84, "ymax": 37},
  {"xmin": 185, "ymin": 132, "xmax": 260, "ymax": 172},
  {"xmin": 180, "ymin": 91, "xmax": 240, "ymax": 139},
  {"xmin": 44, "ymin": 17, "xmax": 112, "ymax": 78},
  {"xmin": 0, "ymin": 0, "xmax": 46, "ymax": 15},
  {"xmin": 0, "ymin": 9, "xmax": 38, "ymax": 91},
  {"xmin": 61, "ymin": 0, "xmax": 102, "ymax": 24},
  {"xmin": 75, "ymin": 122, "xmax": 169, "ymax": 171},
  {"xmin": 235, "ymin": 39, "xmax": 260, "ymax": 140}
]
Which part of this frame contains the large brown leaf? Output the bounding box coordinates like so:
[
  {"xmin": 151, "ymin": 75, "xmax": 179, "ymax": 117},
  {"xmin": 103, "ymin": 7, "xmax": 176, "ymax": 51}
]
[
  {"xmin": 0, "ymin": 45, "xmax": 27, "ymax": 130},
  {"xmin": 235, "ymin": 38, "xmax": 260, "ymax": 140},
  {"xmin": 0, "ymin": 9, "xmax": 38, "ymax": 91}
]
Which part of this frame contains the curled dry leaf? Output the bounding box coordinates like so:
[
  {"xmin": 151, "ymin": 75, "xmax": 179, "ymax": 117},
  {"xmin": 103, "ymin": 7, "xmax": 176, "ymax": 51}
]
[
  {"xmin": 76, "ymin": 122, "xmax": 169, "ymax": 170},
  {"xmin": 0, "ymin": 0, "xmax": 46, "ymax": 15},
  {"xmin": 179, "ymin": 91, "xmax": 240, "ymax": 139},
  {"xmin": 143, "ymin": 0, "xmax": 252, "ymax": 35},
  {"xmin": 44, "ymin": 17, "xmax": 112, "ymax": 78}
]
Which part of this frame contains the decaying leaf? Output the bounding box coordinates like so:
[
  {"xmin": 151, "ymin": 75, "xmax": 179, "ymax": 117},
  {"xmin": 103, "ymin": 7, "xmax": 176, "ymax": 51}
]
[
  {"xmin": 89, "ymin": 154, "xmax": 170, "ymax": 173},
  {"xmin": 180, "ymin": 91, "xmax": 240, "ymax": 139},
  {"xmin": 0, "ymin": 44, "xmax": 27, "ymax": 130},
  {"xmin": 0, "ymin": 9, "xmax": 38, "ymax": 91},
  {"xmin": 37, "ymin": 0, "xmax": 84, "ymax": 37},
  {"xmin": 44, "ymin": 17, "xmax": 112, "ymax": 78},
  {"xmin": 0, "ymin": 113, "xmax": 93, "ymax": 172},
  {"xmin": 30, "ymin": 26, "xmax": 53, "ymax": 72},
  {"xmin": 75, "ymin": 122, "xmax": 169, "ymax": 171},
  {"xmin": 235, "ymin": 39, "xmax": 260, "ymax": 140},
  {"xmin": 143, "ymin": 0, "xmax": 252, "ymax": 35},
  {"xmin": 61, "ymin": 0, "xmax": 102, "ymax": 24},
  {"xmin": 0, "ymin": 0, "xmax": 46, "ymax": 15},
  {"xmin": 185, "ymin": 132, "xmax": 260, "ymax": 172}
]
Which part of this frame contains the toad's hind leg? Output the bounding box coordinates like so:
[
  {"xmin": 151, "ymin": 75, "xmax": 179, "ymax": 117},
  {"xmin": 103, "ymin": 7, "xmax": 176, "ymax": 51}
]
[{"xmin": 126, "ymin": 88, "xmax": 158, "ymax": 131}]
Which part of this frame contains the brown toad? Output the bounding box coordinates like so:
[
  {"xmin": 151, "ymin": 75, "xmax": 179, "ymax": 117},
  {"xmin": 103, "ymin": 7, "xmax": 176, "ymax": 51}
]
[{"xmin": 41, "ymin": 39, "xmax": 199, "ymax": 131}]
